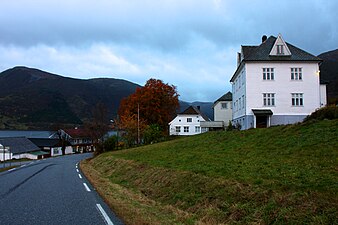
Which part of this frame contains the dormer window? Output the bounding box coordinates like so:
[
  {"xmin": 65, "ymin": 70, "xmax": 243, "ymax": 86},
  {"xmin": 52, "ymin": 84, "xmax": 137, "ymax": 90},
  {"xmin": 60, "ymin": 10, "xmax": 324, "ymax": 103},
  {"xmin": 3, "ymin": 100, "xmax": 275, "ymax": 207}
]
[{"xmin": 277, "ymin": 45, "xmax": 284, "ymax": 55}]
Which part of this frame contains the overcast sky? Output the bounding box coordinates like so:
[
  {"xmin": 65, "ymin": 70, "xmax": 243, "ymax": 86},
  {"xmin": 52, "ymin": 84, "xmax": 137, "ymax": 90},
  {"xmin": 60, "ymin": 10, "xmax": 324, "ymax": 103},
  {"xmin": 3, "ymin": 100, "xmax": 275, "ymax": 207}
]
[{"xmin": 0, "ymin": 0, "xmax": 337, "ymax": 102}]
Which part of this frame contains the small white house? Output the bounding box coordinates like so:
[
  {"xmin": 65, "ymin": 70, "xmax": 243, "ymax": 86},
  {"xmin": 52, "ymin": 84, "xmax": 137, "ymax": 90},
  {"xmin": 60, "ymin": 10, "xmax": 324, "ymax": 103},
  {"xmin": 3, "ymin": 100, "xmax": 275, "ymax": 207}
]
[
  {"xmin": 213, "ymin": 91, "xmax": 233, "ymax": 127},
  {"xmin": 230, "ymin": 34, "xmax": 327, "ymax": 129},
  {"xmin": 0, "ymin": 144, "xmax": 11, "ymax": 161},
  {"xmin": 169, "ymin": 106, "xmax": 210, "ymax": 135}
]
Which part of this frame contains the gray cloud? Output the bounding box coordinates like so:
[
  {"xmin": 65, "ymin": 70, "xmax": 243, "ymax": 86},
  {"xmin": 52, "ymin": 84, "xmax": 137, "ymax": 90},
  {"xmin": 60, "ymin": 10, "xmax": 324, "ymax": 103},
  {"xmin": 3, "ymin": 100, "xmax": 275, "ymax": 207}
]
[{"xmin": 0, "ymin": 0, "xmax": 337, "ymax": 101}]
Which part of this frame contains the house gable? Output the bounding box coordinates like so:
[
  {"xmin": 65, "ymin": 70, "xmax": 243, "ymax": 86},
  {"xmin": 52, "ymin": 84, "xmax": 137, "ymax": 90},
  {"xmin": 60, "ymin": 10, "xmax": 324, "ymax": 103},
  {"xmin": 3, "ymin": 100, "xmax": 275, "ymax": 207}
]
[{"xmin": 269, "ymin": 34, "xmax": 291, "ymax": 56}]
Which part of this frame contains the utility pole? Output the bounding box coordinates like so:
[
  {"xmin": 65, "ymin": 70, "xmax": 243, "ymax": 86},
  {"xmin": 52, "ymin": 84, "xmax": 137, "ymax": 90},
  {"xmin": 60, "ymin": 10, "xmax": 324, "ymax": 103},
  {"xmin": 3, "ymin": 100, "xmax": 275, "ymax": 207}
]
[{"xmin": 137, "ymin": 103, "xmax": 140, "ymax": 145}]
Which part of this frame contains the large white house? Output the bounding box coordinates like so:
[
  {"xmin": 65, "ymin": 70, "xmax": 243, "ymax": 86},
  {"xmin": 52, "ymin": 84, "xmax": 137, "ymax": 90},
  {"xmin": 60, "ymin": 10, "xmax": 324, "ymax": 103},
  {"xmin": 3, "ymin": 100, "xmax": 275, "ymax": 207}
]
[
  {"xmin": 230, "ymin": 34, "xmax": 327, "ymax": 129},
  {"xmin": 169, "ymin": 106, "xmax": 210, "ymax": 135},
  {"xmin": 213, "ymin": 91, "xmax": 232, "ymax": 127}
]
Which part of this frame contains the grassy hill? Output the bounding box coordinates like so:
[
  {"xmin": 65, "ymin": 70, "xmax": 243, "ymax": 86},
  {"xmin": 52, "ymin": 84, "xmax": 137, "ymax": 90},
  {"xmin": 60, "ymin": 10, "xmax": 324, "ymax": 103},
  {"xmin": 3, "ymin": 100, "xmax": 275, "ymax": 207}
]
[{"xmin": 81, "ymin": 119, "xmax": 337, "ymax": 224}]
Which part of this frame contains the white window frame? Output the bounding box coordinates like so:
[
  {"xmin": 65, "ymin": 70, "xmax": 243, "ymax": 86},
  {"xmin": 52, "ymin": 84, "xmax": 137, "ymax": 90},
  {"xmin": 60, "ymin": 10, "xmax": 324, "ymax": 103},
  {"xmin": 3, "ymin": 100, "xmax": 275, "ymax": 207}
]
[
  {"xmin": 187, "ymin": 118, "xmax": 192, "ymax": 122},
  {"xmin": 221, "ymin": 103, "xmax": 227, "ymax": 109},
  {"xmin": 195, "ymin": 126, "xmax": 200, "ymax": 133},
  {"xmin": 263, "ymin": 93, "xmax": 275, "ymax": 106},
  {"xmin": 175, "ymin": 126, "xmax": 181, "ymax": 133},
  {"xmin": 263, "ymin": 68, "xmax": 274, "ymax": 80},
  {"xmin": 291, "ymin": 93, "xmax": 303, "ymax": 106},
  {"xmin": 184, "ymin": 126, "xmax": 189, "ymax": 133},
  {"xmin": 291, "ymin": 68, "xmax": 302, "ymax": 80}
]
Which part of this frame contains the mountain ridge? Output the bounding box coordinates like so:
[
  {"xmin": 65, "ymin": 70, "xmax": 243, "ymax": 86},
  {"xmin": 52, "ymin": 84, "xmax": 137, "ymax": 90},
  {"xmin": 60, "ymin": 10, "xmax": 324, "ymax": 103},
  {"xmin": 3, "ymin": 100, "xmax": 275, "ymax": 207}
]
[{"xmin": 0, "ymin": 66, "xmax": 141, "ymax": 129}]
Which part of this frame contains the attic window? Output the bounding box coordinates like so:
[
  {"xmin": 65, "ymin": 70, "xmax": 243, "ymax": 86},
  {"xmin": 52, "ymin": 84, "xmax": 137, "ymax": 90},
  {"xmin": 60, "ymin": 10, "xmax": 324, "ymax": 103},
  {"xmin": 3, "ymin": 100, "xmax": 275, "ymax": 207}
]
[
  {"xmin": 277, "ymin": 45, "xmax": 284, "ymax": 55},
  {"xmin": 221, "ymin": 103, "xmax": 228, "ymax": 109}
]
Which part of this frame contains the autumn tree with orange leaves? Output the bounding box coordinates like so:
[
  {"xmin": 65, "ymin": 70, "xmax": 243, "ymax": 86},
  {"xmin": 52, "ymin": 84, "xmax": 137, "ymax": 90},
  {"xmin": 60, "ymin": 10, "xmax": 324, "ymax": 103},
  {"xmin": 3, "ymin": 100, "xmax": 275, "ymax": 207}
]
[{"xmin": 118, "ymin": 78, "xmax": 179, "ymax": 145}]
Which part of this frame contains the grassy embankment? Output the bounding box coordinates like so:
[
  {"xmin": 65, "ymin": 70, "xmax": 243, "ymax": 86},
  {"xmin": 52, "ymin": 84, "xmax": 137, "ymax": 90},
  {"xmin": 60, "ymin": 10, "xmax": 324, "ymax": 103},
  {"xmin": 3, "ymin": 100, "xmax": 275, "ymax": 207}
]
[{"xmin": 81, "ymin": 119, "xmax": 337, "ymax": 224}]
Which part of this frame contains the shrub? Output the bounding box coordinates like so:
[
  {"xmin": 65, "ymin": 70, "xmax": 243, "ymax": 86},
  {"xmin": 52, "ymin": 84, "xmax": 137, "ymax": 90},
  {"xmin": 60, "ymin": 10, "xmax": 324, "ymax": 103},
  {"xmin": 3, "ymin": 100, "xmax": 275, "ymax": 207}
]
[
  {"xmin": 226, "ymin": 120, "xmax": 233, "ymax": 131},
  {"xmin": 143, "ymin": 124, "xmax": 163, "ymax": 144},
  {"xmin": 304, "ymin": 105, "xmax": 338, "ymax": 122},
  {"xmin": 103, "ymin": 135, "xmax": 118, "ymax": 151}
]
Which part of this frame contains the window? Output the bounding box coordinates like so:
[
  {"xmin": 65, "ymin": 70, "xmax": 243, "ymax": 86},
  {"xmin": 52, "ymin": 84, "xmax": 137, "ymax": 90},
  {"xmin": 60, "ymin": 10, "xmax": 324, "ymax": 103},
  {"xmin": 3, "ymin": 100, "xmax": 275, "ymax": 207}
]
[
  {"xmin": 277, "ymin": 45, "xmax": 284, "ymax": 55},
  {"xmin": 291, "ymin": 68, "xmax": 302, "ymax": 80},
  {"xmin": 195, "ymin": 126, "xmax": 200, "ymax": 133},
  {"xmin": 263, "ymin": 93, "xmax": 275, "ymax": 106},
  {"xmin": 184, "ymin": 126, "xmax": 189, "ymax": 133},
  {"xmin": 239, "ymin": 97, "xmax": 241, "ymax": 110},
  {"xmin": 242, "ymin": 95, "xmax": 245, "ymax": 109},
  {"xmin": 292, "ymin": 93, "xmax": 303, "ymax": 106},
  {"xmin": 263, "ymin": 68, "xmax": 274, "ymax": 80},
  {"xmin": 201, "ymin": 127, "xmax": 207, "ymax": 133},
  {"xmin": 175, "ymin": 126, "xmax": 181, "ymax": 133},
  {"xmin": 187, "ymin": 118, "xmax": 192, "ymax": 122},
  {"xmin": 221, "ymin": 103, "xmax": 227, "ymax": 109},
  {"xmin": 53, "ymin": 148, "xmax": 59, "ymax": 154}
]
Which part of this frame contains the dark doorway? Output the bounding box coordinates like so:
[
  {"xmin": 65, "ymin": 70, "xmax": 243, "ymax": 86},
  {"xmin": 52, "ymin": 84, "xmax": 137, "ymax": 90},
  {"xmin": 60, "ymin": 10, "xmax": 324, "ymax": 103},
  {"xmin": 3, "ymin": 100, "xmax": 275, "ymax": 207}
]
[{"xmin": 256, "ymin": 116, "xmax": 268, "ymax": 128}]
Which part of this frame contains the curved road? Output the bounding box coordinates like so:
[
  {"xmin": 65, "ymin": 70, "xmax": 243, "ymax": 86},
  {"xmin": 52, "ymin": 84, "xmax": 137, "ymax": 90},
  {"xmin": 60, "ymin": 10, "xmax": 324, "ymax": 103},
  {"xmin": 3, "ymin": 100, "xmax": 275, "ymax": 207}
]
[{"xmin": 0, "ymin": 153, "xmax": 123, "ymax": 225}]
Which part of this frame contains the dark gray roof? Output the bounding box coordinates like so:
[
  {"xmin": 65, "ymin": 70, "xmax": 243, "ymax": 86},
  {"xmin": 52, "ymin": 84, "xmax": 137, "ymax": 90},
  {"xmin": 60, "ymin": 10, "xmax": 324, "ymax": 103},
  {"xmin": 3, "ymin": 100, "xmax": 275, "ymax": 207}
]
[
  {"xmin": 242, "ymin": 36, "xmax": 321, "ymax": 62},
  {"xmin": 28, "ymin": 138, "xmax": 62, "ymax": 148},
  {"xmin": 214, "ymin": 91, "xmax": 232, "ymax": 103},
  {"xmin": 179, "ymin": 106, "xmax": 211, "ymax": 121},
  {"xmin": 0, "ymin": 137, "xmax": 40, "ymax": 154},
  {"xmin": 231, "ymin": 35, "xmax": 321, "ymax": 82}
]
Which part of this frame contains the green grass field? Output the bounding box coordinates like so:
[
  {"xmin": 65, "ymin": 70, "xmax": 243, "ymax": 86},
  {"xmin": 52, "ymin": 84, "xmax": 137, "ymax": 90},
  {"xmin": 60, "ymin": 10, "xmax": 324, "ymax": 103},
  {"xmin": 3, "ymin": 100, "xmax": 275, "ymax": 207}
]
[{"xmin": 82, "ymin": 119, "xmax": 338, "ymax": 224}]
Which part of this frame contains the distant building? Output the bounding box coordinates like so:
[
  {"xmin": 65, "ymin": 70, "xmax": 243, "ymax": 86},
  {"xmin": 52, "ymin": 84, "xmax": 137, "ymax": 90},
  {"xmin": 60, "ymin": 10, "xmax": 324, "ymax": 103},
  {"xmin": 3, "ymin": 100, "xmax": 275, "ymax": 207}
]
[
  {"xmin": 0, "ymin": 137, "xmax": 47, "ymax": 161},
  {"xmin": 63, "ymin": 128, "xmax": 94, "ymax": 153},
  {"xmin": 169, "ymin": 106, "xmax": 211, "ymax": 135},
  {"xmin": 230, "ymin": 34, "xmax": 327, "ymax": 129},
  {"xmin": 213, "ymin": 91, "xmax": 232, "ymax": 127},
  {"xmin": 29, "ymin": 138, "xmax": 73, "ymax": 157}
]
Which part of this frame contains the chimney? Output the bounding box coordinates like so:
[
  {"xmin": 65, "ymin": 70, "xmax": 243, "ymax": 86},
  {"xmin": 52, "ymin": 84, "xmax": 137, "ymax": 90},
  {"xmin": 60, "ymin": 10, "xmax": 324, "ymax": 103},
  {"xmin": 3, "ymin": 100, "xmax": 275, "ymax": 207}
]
[
  {"xmin": 262, "ymin": 35, "xmax": 267, "ymax": 43},
  {"xmin": 237, "ymin": 52, "xmax": 241, "ymax": 67}
]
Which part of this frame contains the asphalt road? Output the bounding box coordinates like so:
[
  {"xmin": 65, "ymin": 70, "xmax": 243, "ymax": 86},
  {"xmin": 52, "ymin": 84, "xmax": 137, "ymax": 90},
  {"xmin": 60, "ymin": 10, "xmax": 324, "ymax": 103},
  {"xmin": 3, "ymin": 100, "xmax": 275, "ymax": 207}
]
[{"xmin": 0, "ymin": 153, "xmax": 124, "ymax": 225}]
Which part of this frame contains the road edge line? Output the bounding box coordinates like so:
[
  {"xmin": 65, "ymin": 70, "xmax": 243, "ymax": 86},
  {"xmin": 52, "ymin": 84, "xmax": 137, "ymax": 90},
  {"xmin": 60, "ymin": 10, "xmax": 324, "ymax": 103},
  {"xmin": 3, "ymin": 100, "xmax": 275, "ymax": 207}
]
[{"xmin": 96, "ymin": 203, "xmax": 114, "ymax": 225}]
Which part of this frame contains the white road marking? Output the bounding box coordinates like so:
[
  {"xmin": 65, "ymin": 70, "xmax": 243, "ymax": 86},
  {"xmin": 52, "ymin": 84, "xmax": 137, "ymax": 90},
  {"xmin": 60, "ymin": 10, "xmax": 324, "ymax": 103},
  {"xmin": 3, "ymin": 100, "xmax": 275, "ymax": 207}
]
[
  {"xmin": 96, "ymin": 204, "xmax": 114, "ymax": 225},
  {"xmin": 20, "ymin": 164, "xmax": 26, "ymax": 167},
  {"xmin": 78, "ymin": 174, "xmax": 82, "ymax": 179},
  {"xmin": 8, "ymin": 168, "xmax": 16, "ymax": 172},
  {"xmin": 76, "ymin": 169, "xmax": 79, "ymax": 173},
  {"xmin": 83, "ymin": 183, "xmax": 91, "ymax": 192}
]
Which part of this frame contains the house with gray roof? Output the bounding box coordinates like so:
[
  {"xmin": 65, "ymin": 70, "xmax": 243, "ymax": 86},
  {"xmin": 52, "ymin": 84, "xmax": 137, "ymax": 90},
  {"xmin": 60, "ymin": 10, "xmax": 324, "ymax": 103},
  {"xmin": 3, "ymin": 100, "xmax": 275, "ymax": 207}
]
[
  {"xmin": 168, "ymin": 106, "xmax": 211, "ymax": 135},
  {"xmin": 0, "ymin": 137, "xmax": 47, "ymax": 161},
  {"xmin": 230, "ymin": 34, "xmax": 327, "ymax": 129}
]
